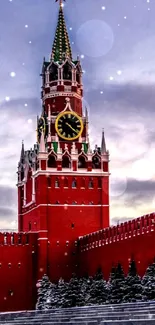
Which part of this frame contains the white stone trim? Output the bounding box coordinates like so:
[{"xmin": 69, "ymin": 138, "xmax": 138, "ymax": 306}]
[
  {"xmin": 43, "ymin": 92, "xmax": 81, "ymax": 101},
  {"xmin": 37, "ymin": 237, "xmax": 48, "ymax": 240},
  {"xmin": 21, "ymin": 204, "xmax": 109, "ymax": 215},
  {"xmin": 24, "ymin": 200, "xmax": 35, "ymax": 208},
  {"xmin": 33, "ymin": 169, "xmax": 110, "ymax": 177}
]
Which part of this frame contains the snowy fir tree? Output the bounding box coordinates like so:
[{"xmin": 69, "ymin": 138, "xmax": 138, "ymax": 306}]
[
  {"xmin": 79, "ymin": 275, "xmax": 94, "ymax": 305},
  {"xmin": 86, "ymin": 268, "xmax": 108, "ymax": 305},
  {"xmin": 123, "ymin": 260, "xmax": 143, "ymax": 302},
  {"xmin": 64, "ymin": 273, "xmax": 85, "ymax": 307},
  {"xmin": 36, "ymin": 274, "xmax": 51, "ymax": 310},
  {"xmin": 44, "ymin": 281, "xmax": 58, "ymax": 309},
  {"xmin": 108, "ymin": 263, "xmax": 126, "ymax": 304},
  {"xmin": 56, "ymin": 277, "xmax": 69, "ymax": 308},
  {"xmin": 142, "ymin": 260, "xmax": 155, "ymax": 301}
]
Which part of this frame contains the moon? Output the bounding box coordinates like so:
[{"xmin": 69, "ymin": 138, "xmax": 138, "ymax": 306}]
[{"xmin": 76, "ymin": 19, "xmax": 114, "ymax": 58}]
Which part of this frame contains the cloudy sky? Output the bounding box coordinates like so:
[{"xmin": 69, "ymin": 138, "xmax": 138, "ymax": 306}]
[{"xmin": 0, "ymin": 0, "xmax": 155, "ymax": 229}]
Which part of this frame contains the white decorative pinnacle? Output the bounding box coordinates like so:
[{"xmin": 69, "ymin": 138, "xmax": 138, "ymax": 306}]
[
  {"xmin": 55, "ymin": 133, "xmax": 59, "ymax": 142},
  {"xmin": 82, "ymin": 143, "xmax": 85, "ymax": 152},
  {"xmin": 39, "ymin": 130, "xmax": 46, "ymax": 153},
  {"xmin": 71, "ymin": 142, "xmax": 76, "ymax": 154},
  {"xmin": 62, "ymin": 97, "xmax": 73, "ymax": 112},
  {"xmin": 64, "ymin": 143, "xmax": 68, "ymax": 151}
]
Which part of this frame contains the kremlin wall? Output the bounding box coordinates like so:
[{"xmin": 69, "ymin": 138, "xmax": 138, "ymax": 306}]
[{"xmin": 0, "ymin": 0, "xmax": 154, "ymax": 313}]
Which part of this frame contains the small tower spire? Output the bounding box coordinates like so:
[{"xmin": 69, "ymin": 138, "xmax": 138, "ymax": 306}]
[
  {"xmin": 20, "ymin": 140, "xmax": 25, "ymax": 162},
  {"xmin": 101, "ymin": 129, "xmax": 106, "ymax": 153},
  {"xmin": 52, "ymin": 0, "xmax": 72, "ymax": 62}
]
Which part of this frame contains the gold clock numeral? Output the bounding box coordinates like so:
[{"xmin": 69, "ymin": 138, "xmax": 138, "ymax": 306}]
[
  {"xmin": 59, "ymin": 128, "xmax": 63, "ymax": 133},
  {"xmin": 63, "ymin": 132, "xmax": 66, "ymax": 136},
  {"xmin": 68, "ymin": 114, "xmax": 71, "ymax": 119}
]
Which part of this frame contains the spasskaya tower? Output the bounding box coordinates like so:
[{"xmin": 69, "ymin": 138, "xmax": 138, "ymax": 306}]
[{"xmin": 17, "ymin": 0, "xmax": 110, "ymax": 281}]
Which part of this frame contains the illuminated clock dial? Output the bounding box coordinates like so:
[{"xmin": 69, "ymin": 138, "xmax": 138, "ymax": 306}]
[{"xmin": 55, "ymin": 111, "xmax": 83, "ymax": 141}]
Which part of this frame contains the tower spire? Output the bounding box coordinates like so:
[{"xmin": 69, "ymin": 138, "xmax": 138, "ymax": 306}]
[
  {"xmin": 52, "ymin": 0, "xmax": 72, "ymax": 62},
  {"xmin": 20, "ymin": 140, "xmax": 25, "ymax": 162},
  {"xmin": 101, "ymin": 129, "xmax": 106, "ymax": 154}
]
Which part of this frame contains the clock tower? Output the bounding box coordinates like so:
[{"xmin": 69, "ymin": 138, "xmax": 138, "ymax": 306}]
[{"xmin": 17, "ymin": 0, "xmax": 110, "ymax": 281}]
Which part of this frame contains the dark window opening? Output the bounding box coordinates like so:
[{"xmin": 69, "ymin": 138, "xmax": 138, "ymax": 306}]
[
  {"xmin": 48, "ymin": 155, "xmax": 56, "ymax": 168},
  {"xmin": 72, "ymin": 201, "xmax": 77, "ymax": 205},
  {"xmin": 76, "ymin": 72, "xmax": 80, "ymax": 83},
  {"xmin": 78, "ymin": 156, "xmax": 87, "ymax": 168},
  {"xmin": 92, "ymin": 156, "xmax": 101, "ymax": 169},
  {"xmin": 63, "ymin": 62, "xmax": 72, "ymax": 80},
  {"xmin": 55, "ymin": 200, "xmax": 60, "ymax": 204},
  {"xmin": 62, "ymin": 155, "xmax": 70, "ymax": 168},
  {"xmin": 49, "ymin": 64, "xmax": 58, "ymax": 81},
  {"xmin": 71, "ymin": 223, "xmax": 75, "ymax": 229},
  {"xmin": 25, "ymin": 234, "xmax": 29, "ymax": 244},
  {"xmin": 9, "ymin": 290, "xmax": 14, "ymax": 296}
]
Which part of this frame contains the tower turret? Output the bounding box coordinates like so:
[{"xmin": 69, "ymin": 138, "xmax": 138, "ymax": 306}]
[{"xmin": 17, "ymin": 0, "xmax": 110, "ymax": 281}]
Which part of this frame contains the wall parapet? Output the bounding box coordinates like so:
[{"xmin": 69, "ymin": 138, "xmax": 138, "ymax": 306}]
[
  {"xmin": 0, "ymin": 232, "xmax": 37, "ymax": 246},
  {"xmin": 79, "ymin": 212, "xmax": 155, "ymax": 252}
]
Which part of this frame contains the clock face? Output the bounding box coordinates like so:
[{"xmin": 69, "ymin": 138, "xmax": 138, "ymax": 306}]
[{"xmin": 55, "ymin": 111, "xmax": 83, "ymax": 141}]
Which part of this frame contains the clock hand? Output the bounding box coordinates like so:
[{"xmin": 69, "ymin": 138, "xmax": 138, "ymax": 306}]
[{"xmin": 66, "ymin": 122, "xmax": 78, "ymax": 133}]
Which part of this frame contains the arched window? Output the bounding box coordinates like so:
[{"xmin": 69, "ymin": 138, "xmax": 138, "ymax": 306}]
[
  {"xmin": 55, "ymin": 178, "xmax": 59, "ymax": 188},
  {"xmin": 80, "ymin": 177, "xmax": 85, "ymax": 188},
  {"xmin": 78, "ymin": 155, "xmax": 87, "ymax": 169},
  {"xmin": 48, "ymin": 155, "xmax": 56, "ymax": 168},
  {"xmin": 64, "ymin": 177, "xmax": 68, "ymax": 188},
  {"xmin": 49, "ymin": 64, "xmax": 58, "ymax": 81},
  {"xmin": 62, "ymin": 155, "xmax": 70, "ymax": 168},
  {"xmin": 88, "ymin": 178, "xmax": 94, "ymax": 189},
  {"xmin": 92, "ymin": 155, "xmax": 101, "ymax": 169},
  {"xmin": 63, "ymin": 62, "xmax": 72, "ymax": 80},
  {"xmin": 55, "ymin": 200, "xmax": 60, "ymax": 204},
  {"xmin": 72, "ymin": 201, "xmax": 77, "ymax": 205},
  {"xmin": 72, "ymin": 178, "xmax": 77, "ymax": 188}
]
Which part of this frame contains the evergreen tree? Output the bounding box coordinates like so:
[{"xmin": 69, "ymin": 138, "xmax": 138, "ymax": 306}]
[
  {"xmin": 56, "ymin": 277, "xmax": 69, "ymax": 308},
  {"xmin": 123, "ymin": 260, "xmax": 143, "ymax": 302},
  {"xmin": 44, "ymin": 282, "xmax": 58, "ymax": 309},
  {"xmin": 64, "ymin": 273, "xmax": 85, "ymax": 307},
  {"xmin": 86, "ymin": 268, "xmax": 108, "ymax": 305},
  {"xmin": 108, "ymin": 263, "xmax": 126, "ymax": 304},
  {"xmin": 142, "ymin": 261, "xmax": 155, "ymax": 301},
  {"xmin": 36, "ymin": 274, "xmax": 51, "ymax": 310}
]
